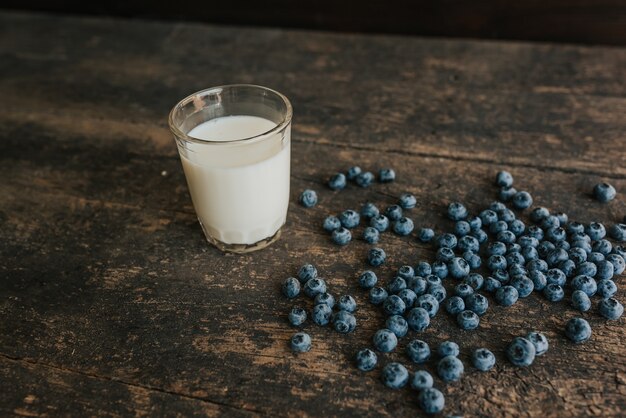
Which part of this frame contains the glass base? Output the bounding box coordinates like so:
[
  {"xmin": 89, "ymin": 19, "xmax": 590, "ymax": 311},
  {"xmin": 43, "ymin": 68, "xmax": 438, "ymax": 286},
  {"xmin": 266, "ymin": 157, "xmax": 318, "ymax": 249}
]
[{"xmin": 199, "ymin": 220, "xmax": 283, "ymax": 253}]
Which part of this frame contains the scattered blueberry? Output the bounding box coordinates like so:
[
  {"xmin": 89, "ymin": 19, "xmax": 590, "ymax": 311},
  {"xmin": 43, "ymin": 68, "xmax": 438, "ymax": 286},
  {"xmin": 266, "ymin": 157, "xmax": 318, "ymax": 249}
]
[
  {"xmin": 288, "ymin": 306, "xmax": 307, "ymax": 326},
  {"xmin": 526, "ymin": 331, "xmax": 549, "ymax": 356},
  {"xmin": 359, "ymin": 270, "xmax": 378, "ymax": 289},
  {"xmin": 438, "ymin": 341, "xmax": 460, "ymax": 357},
  {"xmin": 596, "ymin": 260, "xmax": 614, "ymax": 281},
  {"xmin": 346, "ymin": 166, "xmax": 362, "ymax": 180},
  {"xmin": 499, "ymin": 187, "xmax": 517, "ymax": 201},
  {"xmin": 399, "ymin": 193, "xmax": 417, "ymax": 209},
  {"xmin": 369, "ymin": 287, "xmax": 388, "ymax": 305},
  {"xmin": 431, "ymin": 261, "xmax": 449, "ymax": 279},
  {"xmin": 332, "ymin": 227, "xmax": 352, "ymax": 245},
  {"xmin": 455, "ymin": 221, "xmax": 471, "ymax": 237},
  {"xmin": 480, "ymin": 209, "xmax": 498, "ymax": 226},
  {"xmin": 596, "ymin": 279, "xmax": 617, "ymax": 299},
  {"xmin": 496, "ymin": 170, "xmax": 514, "ymax": 187},
  {"xmin": 512, "ymin": 191, "xmax": 533, "ymax": 210},
  {"xmin": 406, "ymin": 307, "xmax": 431, "ymax": 331},
  {"xmin": 418, "ymin": 388, "xmax": 445, "ymax": 415},
  {"xmin": 290, "ymin": 332, "xmax": 312, "ymax": 353},
  {"xmin": 445, "ymin": 296, "xmax": 466, "ymax": 315},
  {"xmin": 483, "ymin": 277, "xmax": 502, "ymax": 293},
  {"xmin": 332, "ymin": 310, "xmax": 357, "ymax": 333},
  {"xmin": 383, "ymin": 295, "xmax": 406, "ymax": 316},
  {"xmin": 572, "ymin": 290, "xmax": 591, "ymax": 312},
  {"xmin": 373, "ymin": 328, "xmax": 398, "ymax": 352},
  {"xmin": 605, "ymin": 254, "xmax": 625, "ymax": 275},
  {"xmin": 379, "ymin": 168, "xmax": 396, "ymax": 183},
  {"xmin": 609, "ymin": 223, "xmax": 626, "ymax": 242},
  {"xmin": 437, "ymin": 233, "xmax": 458, "ymax": 249},
  {"xmin": 410, "ymin": 370, "xmax": 434, "ymax": 391},
  {"xmin": 463, "ymin": 251, "xmax": 482, "ymax": 269},
  {"xmin": 338, "ymin": 295, "xmax": 357, "ymax": 313},
  {"xmin": 360, "ymin": 202, "xmax": 380, "ymax": 219},
  {"xmin": 282, "ymin": 277, "xmax": 300, "ymax": 299},
  {"xmin": 298, "ymin": 263, "xmax": 318, "ymax": 283},
  {"xmin": 370, "ymin": 215, "xmax": 390, "ymax": 232},
  {"xmin": 496, "ymin": 286, "xmax": 519, "ymax": 306},
  {"xmin": 386, "ymin": 315, "xmax": 409, "ymax": 337},
  {"xmin": 565, "ymin": 317, "xmax": 592, "ymax": 343},
  {"xmin": 362, "ymin": 227, "xmax": 380, "ymax": 244},
  {"xmin": 299, "ymin": 189, "xmax": 318, "ymax": 208},
  {"xmin": 586, "ymin": 222, "xmax": 606, "ymax": 241},
  {"xmin": 457, "ymin": 310, "xmax": 480, "ymax": 330},
  {"xmin": 506, "ymin": 337, "xmax": 536, "ymax": 366},
  {"xmin": 598, "ymin": 298, "xmax": 624, "ymax": 320},
  {"xmin": 472, "ymin": 348, "xmax": 496, "ymax": 371},
  {"xmin": 394, "ymin": 217, "xmax": 415, "ymax": 236},
  {"xmin": 323, "ymin": 215, "xmax": 341, "ymax": 232},
  {"xmin": 355, "ymin": 348, "xmax": 377, "ymax": 371},
  {"xmin": 438, "ymin": 355, "xmax": 464, "ymax": 382},
  {"xmin": 328, "ymin": 173, "xmax": 347, "ymax": 190},
  {"xmin": 381, "ymin": 362, "xmax": 409, "ymax": 389},
  {"xmin": 387, "ymin": 276, "xmax": 407, "ymax": 294},
  {"xmin": 311, "ymin": 303, "xmax": 332, "ymax": 326},
  {"xmin": 398, "ymin": 289, "xmax": 418, "ymax": 308},
  {"xmin": 406, "ymin": 339, "xmax": 431, "ymax": 363},
  {"xmin": 448, "ymin": 257, "xmax": 470, "ymax": 279},
  {"xmin": 385, "ymin": 205, "xmax": 403, "ymax": 221},
  {"xmin": 418, "ymin": 227, "xmax": 435, "ymax": 243},
  {"xmin": 465, "ymin": 293, "xmax": 489, "ymax": 315},
  {"xmin": 570, "ymin": 275, "xmax": 597, "ymax": 296},
  {"xmin": 593, "ymin": 182, "xmax": 616, "ymax": 202},
  {"xmin": 447, "ymin": 202, "xmax": 468, "ymax": 221},
  {"xmin": 339, "ymin": 210, "xmax": 360, "ymax": 229},
  {"xmin": 543, "ymin": 283, "xmax": 564, "ymax": 302},
  {"xmin": 314, "ymin": 292, "xmax": 335, "ymax": 308},
  {"xmin": 415, "ymin": 294, "xmax": 440, "ymax": 318},
  {"xmin": 355, "ymin": 171, "xmax": 374, "ymax": 187},
  {"xmin": 367, "ymin": 247, "xmax": 386, "ymax": 267},
  {"xmin": 303, "ymin": 277, "xmax": 327, "ymax": 298}
]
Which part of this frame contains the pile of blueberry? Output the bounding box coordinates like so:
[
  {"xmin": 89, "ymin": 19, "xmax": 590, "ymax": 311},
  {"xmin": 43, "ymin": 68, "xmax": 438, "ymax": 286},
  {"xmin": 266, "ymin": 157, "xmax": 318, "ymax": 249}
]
[{"xmin": 291, "ymin": 168, "xmax": 624, "ymax": 414}]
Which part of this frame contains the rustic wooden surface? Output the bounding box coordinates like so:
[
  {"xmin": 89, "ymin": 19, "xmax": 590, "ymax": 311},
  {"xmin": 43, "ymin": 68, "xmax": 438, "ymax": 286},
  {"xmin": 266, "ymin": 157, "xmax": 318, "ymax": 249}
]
[{"xmin": 1, "ymin": 11, "xmax": 626, "ymax": 417}]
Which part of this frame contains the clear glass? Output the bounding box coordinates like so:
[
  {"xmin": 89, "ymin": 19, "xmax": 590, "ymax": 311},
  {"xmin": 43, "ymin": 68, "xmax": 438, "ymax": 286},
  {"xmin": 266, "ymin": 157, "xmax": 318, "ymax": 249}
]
[{"xmin": 169, "ymin": 85, "xmax": 292, "ymax": 253}]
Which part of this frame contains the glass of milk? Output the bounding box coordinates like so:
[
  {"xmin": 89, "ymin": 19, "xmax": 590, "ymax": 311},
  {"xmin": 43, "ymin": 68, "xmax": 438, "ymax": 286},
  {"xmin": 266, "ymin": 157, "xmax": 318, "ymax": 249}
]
[{"xmin": 168, "ymin": 85, "xmax": 292, "ymax": 253}]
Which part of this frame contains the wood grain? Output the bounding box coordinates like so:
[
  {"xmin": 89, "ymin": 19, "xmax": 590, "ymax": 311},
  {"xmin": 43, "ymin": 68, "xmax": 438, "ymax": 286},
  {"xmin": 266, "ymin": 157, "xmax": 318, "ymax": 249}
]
[{"xmin": 0, "ymin": 11, "xmax": 625, "ymax": 417}]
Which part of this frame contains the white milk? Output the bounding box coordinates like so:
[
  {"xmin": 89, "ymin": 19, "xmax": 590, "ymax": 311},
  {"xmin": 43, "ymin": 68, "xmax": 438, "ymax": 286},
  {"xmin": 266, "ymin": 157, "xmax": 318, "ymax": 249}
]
[{"xmin": 181, "ymin": 115, "xmax": 290, "ymax": 245}]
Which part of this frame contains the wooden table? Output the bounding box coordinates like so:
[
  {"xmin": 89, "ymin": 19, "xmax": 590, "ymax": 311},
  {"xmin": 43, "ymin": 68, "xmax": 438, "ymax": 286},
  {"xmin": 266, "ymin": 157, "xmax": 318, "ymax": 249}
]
[{"xmin": 1, "ymin": 11, "xmax": 625, "ymax": 417}]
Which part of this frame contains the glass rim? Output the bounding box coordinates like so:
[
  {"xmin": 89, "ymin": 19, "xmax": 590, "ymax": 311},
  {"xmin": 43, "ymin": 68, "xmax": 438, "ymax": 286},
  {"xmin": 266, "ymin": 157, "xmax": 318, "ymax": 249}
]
[{"xmin": 168, "ymin": 84, "xmax": 293, "ymax": 146}]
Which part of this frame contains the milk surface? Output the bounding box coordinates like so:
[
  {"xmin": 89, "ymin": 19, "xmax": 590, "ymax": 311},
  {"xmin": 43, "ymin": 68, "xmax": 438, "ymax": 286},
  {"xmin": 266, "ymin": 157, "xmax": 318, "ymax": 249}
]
[{"xmin": 182, "ymin": 115, "xmax": 290, "ymax": 245}]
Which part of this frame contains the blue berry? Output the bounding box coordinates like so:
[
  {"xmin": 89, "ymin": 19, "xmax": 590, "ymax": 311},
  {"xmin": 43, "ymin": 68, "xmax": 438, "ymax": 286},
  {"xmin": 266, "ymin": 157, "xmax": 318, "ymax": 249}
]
[
  {"xmin": 596, "ymin": 260, "xmax": 614, "ymax": 280},
  {"xmin": 597, "ymin": 279, "xmax": 617, "ymax": 299},
  {"xmin": 339, "ymin": 209, "xmax": 360, "ymax": 229},
  {"xmin": 406, "ymin": 307, "xmax": 431, "ymax": 331},
  {"xmin": 555, "ymin": 240, "xmax": 571, "ymax": 251},
  {"xmin": 455, "ymin": 283, "xmax": 474, "ymax": 298},
  {"xmin": 282, "ymin": 277, "xmax": 301, "ymax": 298},
  {"xmin": 565, "ymin": 317, "xmax": 592, "ymax": 343},
  {"xmin": 303, "ymin": 278, "xmax": 327, "ymax": 298},
  {"xmin": 448, "ymin": 257, "xmax": 470, "ymax": 279},
  {"xmin": 381, "ymin": 362, "xmax": 408, "ymax": 389},
  {"xmin": 395, "ymin": 265, "xmax": 414, "ymax": 280},
  {"xmin": 571, "ymin": 275, "xmax": 597, "ymax": 296},
  {"xmin": 508, "ymin": 219, "xmax": 526, "ymax": 236},
  {"xmin": 499, "ymin": 208, "xmax": 516, "ymax": 223},
  {"xmin": 427, "ymin": 284, "xmax": 447, "ymax": 303},
  {"xmin": 543, "ymin": 283, "xmax": 564, "ymax": 302},
  {"xmin": 336, "ymin": 295, "xmax": 357, "ymax": 312},
  {"xmin": 447, "ymin": 202, "xmax": 468, "ymax": 220},
  {"xmin": 541, "ymin": 215, "xmax": 561, "ymax": 230},
  {"xmin": 512, "ymin": 191, "xmax": 533, "ymax": 210},
  {"xmin": 487, "ymin": 241, "xmax": 507, "ymax": 256},
  {"xmin": 398, "ymin": 289, "xmax": 417, "ymax": 308},
  {"xmin": 496, "ymin": 286, "xmax": 519, "ymax": 306},
  {"xmin": 314, "ymin": 292, "xmax": 335, "ymax": 308},
  {"xmin": 438, "ymin": 355, "xmax": 464, "ymax": 382},
  {"xmin": 463, "ymin": 273, "xmax": 484, "ymax": 290},
  {"xmin": 328, "ymin": 173, "xmax": 347, "ymax": 190},
  {"xmin": 406, "ymin": 339, "xmax": 431, "ymax": 363},
  {"xmin": 385, "ymin": 205, "xmax": 403, "ymax": 221},
  {"xmin": 299, "ymin": 189, "xmax": 318, "ymax": 208},
  {"xmin": 454, "ymin": 221, "xmax": 471, "ymax": 237},
  {"xmin": 569, "ymin": 247, "xmax": 588, "ymax": 265},
  {"xmin": 506, "ymin": 337, "xmax": 536, "ymax": 366},
  {"xmin": 592, "ymin": 239, "xmax": 613, "ymax": 255},
  {"xmin": 546, "ymin": 248, "xmax": 568, "ymax": 267},
  {"xmin": 506, "ymin": 252, "xmax": 525, "ymax": 266},
  {"xmin": 588, "ymin": 252, "xmax": 605, "ymax": 264},
  {"xmin": 468, "ymin": 215, "xmax": 482, "ymax": 231},
  {"xmin": 471, "ymin": 228, "xmax": 488, "ymax": 244},
  {"xmin": 407, "ymin": 276, "xmax": 427, "ymax": 295},
  {"xmin": 529, "ymin": 270, "xmax": 547, "ymax": 291},
  {"xmin": 566, "ymin": 221, "xmax": 585, "ymax": 235},
  {"xmin": 593, "ymin": 182, "xmax": 616, "ymax": 202},
  {"xmin": 537, "ymin": 241, "xmax": 556, "ymax": 258},
  {"xmin": 606, "ymin": 254, "xmax": 625, "ymax": 274},
  {"xmin": 332, "ymin": 310, "xmax": 357, "ymax": 333},
  {"xmin": 546, "ymin": 227, "xmax": 567, "ymax": 242},
  {"xmin": 480, "ymin": 209, "xmax": 498, "ymax": 226},
  {"xmin": 393, "ymin": 217, "xmax": 414, "ymax": 236},
  {"xmin": 290, "ymin": 332, "xmax": 312, "ymax": 353},
  {"xmin": 530, "ymin": 207, "xmax": 550, "ymax": 223},
  {"xmin": 431, "ymin": 261, "xmax": 449, "ymax": 279},
  {"xmin": 436, "ymin": 232, "xmax": 458, "ymax": 249},
  {"xmin": 298, "ymin": 263, "xmax": 318, "ymax": 283},
  {"xmin": 369, "ymin": 287, "xmax": 388, "ymax": 305},
  {"xmin": 499, "ymin": 186, "xmax": 517, "ymax": 201},
  {"xmin": 355, "ymin": 171, "xmax": 374, "ymax": 187},
  {"xmin": 360, "ymin": 202, "xmax": 380, "ymax": 219},
  {"xmin": 463, "ymin": 251, "xmax": 482, "ymax": 270},
  {"xmin": 410, "ymin": 370, "xmax": 434, "ymax": 391},
  {"xmin": 465, "ymin": 293, "xmax": 489, "ymax": 315},
  {"xmin": 610, "ymin": 223, "xmax": 626, "ymax": 242},
  {"xmin": 457, "ymin": 310, "xmax": 480, "ymax": 330},
  {"xmin": 492, "ymin": 269, "xmax": 510, "ymax": 284},
  {"xmin": 346, "ymin": 166, "xmax": 362, "ymax": 180},
  {"xmin": 526, "ymin": 331, "xmax": 549, "ymax": 356},
  {"xmin": 483, "ymin": 277, "xmax": 502, "ymax": 293},
  {"xmin": 508, "ymin": 263, "xmax": 528, "ymax": 278},
  {"xmin": 362, "ymin": 227, "xmax": 380, "ymax": 244},
  {"xmin": 323, "ymin": 215, "xmax": 341, "ymax": 232},
  {"xmin": 598, "ymin": 297, "xmax": 624, "ymax": 320},
  {"xmin": 438, "ymin": 341, "xmax": 460, "ymax": 357},
  {"xmin": 555, "ymin": 211, "xmax": 568, "ymax": 224},
  {"xmin": 520, "ymin": 246, "xmax": 539, "ymax": 264},
  {"xmin": 496, "ymin": 170, "xmax": 514, "ymax": 187},
  {"xmin": 571, "ymin": 239, "xmax": 592, "ymax": 254},
  {"xmin": 367, "ymin": 247, "xmax": 386, "ymax": 266},
  {"xmin": 359, "ymin": 270, "xmax": 378, "ymax": 289},
  {"xmin": 586, "ymin": 222, "xmax": 606, "ymax": 241},
  {"xmin": 418, "ymin": 388, "xmax": 445, "ymax": 415},
  {"xmin": 373, "ymin": 328, "xmax": 398, "ymax": 352},
  {"xmin": 416, "ymin": 261, "xmax": 432, "ymax": 277},
  {"xmin": 576, "ymin": 261, "xmax": 597, "ymax": 277},
  {"xmin": 332, "ymin": 227, "xmax": 352, "ymax": 245},
  {"xmin": 497, "ymin": 230, "xmax": 516, "ymax": 244},
  {"xmin": 425, "ymin": 275, "xmax": 442, "ymax": 288},
  {"xmin": 399, "ymin": 193, "xmax": 417, "ymax": 209},
  {"xmin": 545, "ymin": 268, "xmax": 566, "ymax": 286},
  {"xmin": 355, "ymin": 348, "xmax": 377, "ymax": 371},
  {"xmin": 379, "ymin": 168, "xmax": 396, "ymax": 183},
  {"xmin": 445, "ymin": 296, "xmax": 466, "ymax": 315},
  {"xmin": 383, "ymin": 295, "xmax": 406, "ymax": 316},
  {"xmin": 370, "ymin": 215, "xmax": 390, "ymax": 232},
  {"xmin": 472, "ymin": 348, "xmax": 496, "ymax": 371},
  {"xmin": 311, "ymin": 303, "xmax": 332, "ymax": 326},
  {"xmin": 288, "ymin": 306, "xmax": 307, "ymax": 326},
  {"xmin": 489, "ymin": 221, "xmax": 508, "ymax": 234},
  {"xmin": 418, "ymin": 227, "xmax": 435, "ymax": 243},
  {"xmin": 436, "ymin": 247, "xmax": 455, "ymax": 263},
  {"xmin": 527, "ymin": 225, "xmax": 544, "ymax": 240},
  {"xmin": 487, "ymin": 255, "xmax": 507, "ymax": 271},
  {"xmin": 572, "ymin": 290, "xmax": 591, "ymax": 312},
  {"xmin": 458, "ymin": 235, "xmax": 480, "ymax": 253},
  {"xmin": 386, "ymin": 315, "xmax": 409, "ymax": 337}
]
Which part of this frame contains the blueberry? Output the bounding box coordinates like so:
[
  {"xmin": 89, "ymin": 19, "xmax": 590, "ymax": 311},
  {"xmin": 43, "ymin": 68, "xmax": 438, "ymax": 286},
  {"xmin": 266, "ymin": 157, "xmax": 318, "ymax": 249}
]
[
  {"xmin": 508, "ymin": 219, "xmax": 526, "ymax": 236},
  {"xmin": 506, "ymin": 337, "xmax": 536, "ymax": 366},
  {"xmin": 530, "ymin": 207, "xmax": 550, "ymax": 223},
  {"xmin": 489, "ymin": 221, "xmax": 508, "ymax": 235},
  {"xmin": 529, "ymin": 270, "xmax": 547, "ymax": 291},
  {"xmin": 303, "ymin": 278, "xmax": 327, "ymax": 298},
  {"xmin": 571, "ymin": 239, "xmax": 592, "ymax": 254},
  {"xmin": 410, "ymin": 370, "xmax": 434, "ymax": 391},
  {"xmin": 360, "ymin": 202, "xmax": 380, "ymax": 219},
  {"xmin": 455, "ymin": 283, "xmax": 474, "ymax": 298},
  {"xmin": 480, "ymin": 209, "xmax": 499, "ymax": 226},
  {"xmin": 436, "ymin": 247, "xmax": 455, "ymax": 263},
  {"xmin": 497, "ymin": 230, "xmax": 516, "ymax": 245},
  {"xmin": 427, "ymin": 284, "xmax": 447, "ymax": 303},
  {"xmin": 369, "ymin": 287, "xmax": 388, "ymax": 305},
  {"xmin": 471, "ymin": 229, "xmax": 488, "ymax": 244},
  {"xmin": 496, "ymin": 286, "xmax": 519, "ymax": 306},
  {"xmin": 598, "ymin": 297, "xmax": 624, "ymax": 320},
  {"xmin": 525, "ymin": 331, "xmax": 548, "ymax": 356},
  {"xmin": 592, "ymin": 239, "xmax": 613, "ymax": 255},
  {"xmin": 448, "ymin": 202, "xmax": 468, "ymax": 221},
  {"xmin": 499, "ymin": 186, "xmax": 517, "ymax": 201},
  {"xmin": 458, "ymin": 235, "xmax": 480, "ymax": 253},
  {"xmin": 596, "ymin": 279, "xmax": 617, "ymax": 299},
  {"xmin": 290, "ymin": 332, "xmax": 312, "ymax": 353},
  {"xmin": 596, "ymin": 260, "xmax": 614, "ymax": 281},
  {"xmin": 508, "ymin": 263, "xmax": 528, "ymax": 278},
  {"xmin": 438, "ymin": 355, "xmax": 464, "ymax": 382},
  {"xmin": 472, "ymin": 348, "xmax": 496, "ymax": 371},
  {"xmin": 457, "ymin": 310, "xmax": 480, "ymax": 330},
  {"xmin": 527, "ymin": 225, "xmax": 544, "ymax": 241},
  {"xmin": 572, "ymin": 290, "xmax": 591, "ymax": 312},
  {"xmin": 416, "ymin": 261, "xmax": 432, "ymax": 277},
  {"xmin": 288, "ymin": 306, "xmax": 307, "ymax": 326},
  {"xmin": 362, "ymin": 227, "xmax": 380, "ymax": 244},
  {"xmin": 593, "ymin": 182, "xmax": 616, "ymax": 202},
  {"xmin": 383, "ymin": 205, "xmax": 402, "ymax": 222},
  {"xmin": 483, "ymin": 277, "xmax": 502, "ymax": 293},
  {"xmin": 431, "ymin": 261, "xmax": 449, "ymax": 279},
  {"xmin": 571, "ymin": 275, "xmax": 597, "ymax": 296},
  {"xmin": 399, "ymin": 193, "xmax": 417, "ymax": 209},
  {"xmin": 541, "ymin": 215, "xmax": 561, "ymax": 230},
  {"xmin": 546, "ymin": 227, "xmax": 567, "ymax": 243},
  {"xmin": 487, "ymin": 241, "xmax": 507, "ymax": 256},
  {"xmin": 455, "ymin": 221, "xmax": 471, "ymax": 237},
  {"xmin": 490, "ymin": 201, "xmax": 507, "ymax": 212},
  {"xmin": 537, "ymin": 241, "xmax": 555, "ymax": 260},
  {"xmin": 355, "ymin": 348, "xmax": 377, "ymax": 371},
  {"xmin": 546, "ymin": 249, "xmax": 569, "ymax": 268},
  {"xmin": 386, "ymin": 315, "xmax": 409, "ymax": 337},
  {"xmin": 511, "ymin": 191, "xmax": 533, "ymax": 210},
  {"xmin": 395, "ymin": 265, "xmax": 414, "ymax": 280},
  {"xmin": 381, "ymin": 362, "xmax": 409, "ymax": 389},
  {"xmin": 576, "ymin": 262, "xmax": 597, "ymax": 277},
  {"xmin": 339, "ymin": 209, "xmax": 360, "ymax": 229},
  {"xmin": 299, "ymin": 189, "xmax": 318, "ymax": 208},
  {"xmin": 438, "ymin": 341, "xmax": 460, "ymax": 357},
  {"xmin": 298, "ymin": 263, "xmax": 318, "ymax": 283},
  {"xmin": 379, "ymin": 168, "xmax": 396, "ymax": 183},
  {"xmin": 407, "ymin": 276, "xmax": 428, "ymax": 295},
  {"xmin": 367, "ymin": 247, "xmax": 386, "ymax": 267},
  {"xmin": 465, "ymin": 293, "xmax": 489, "ymax": 315},
  {"xmin": 487, "ymin": 255, "xmax": 507, "ymax": 271},
  {"xmin": 355, "ymin": 171, "xmax": 375, "ymax": 187},
  {"xmin": 610, "ymin": 224, "xmax": 626, "ymax": 242},
  {"xmin": 418, "ymin": 388, "xmax": 445, "ymax": 415},
  {"xmin": 406, "ymin": 339, "xmax": 431, "ymax": 363},
  {"xmin": 545, "ymin": 268, "xmax": 566, "ymax": 286},
  {"xmin": 282, "ymin": 277, "xmax": 301, "ymax": 299},
  {"xmin": 445, "ymin": 296, "xmax": 466, "ymax": 315},
  {"xmin": 566, "ymin": 221, "xmax": 585, "ymax": 235},
  {"xmin": 506, "ymin": 252, "xmax": 525, "ymax": 266},
  {"xmin": 398, "ymin": 289, "xmax": 418, "ymax": 308},
  {"xmin": 586, "ymin": 222, "xmax": 606, "ymax": 241},
  {"xmin": 493, "ymin": 269, "xmax": 510, "ymax": 284},
  {"xmin": 613, "ymin": 245, "xmax": 626, "ymax": 259},
  {"xmin": 406, "ymin": 307, "xmax": 431, "ymax": 331},
  {"xmin": 338, "ymin": 295, "xmax": 357, "ymax": 312},
  {"xmin": 387, "ymin": 276, "xmax": 407, "ymax": 294},
  {"xmin": 469, "ymin": 215, "xmax": 483, "ymax": 231},
  {"xmin": 373, "ymin": 328, "xmax": 398, "ymax": 352},
  {"xmin": 499, "ymin": 208, "xmax": 516, "ymax": 223},
  {"xmin": 565, "ymin": 317, "xmax": 592, "ymax": 343},
  {"xmin": 569, "ymin": 247, "xmax": 588, "ymax": 265},
  {"xmin": 323, "ymin": 216, "xmax": 341, "ymax": 233},
  {"xmin": 463, "ymin": 251, "xmax": 482, "ymax": 269},
  {"xmin": 437, "ymin": 233, "xmax": 458, "ymax": 249},
  {"xmin": 588, "ymin": 252, "xmax": 605, "ymax": 264},
  {"xmin": 394, "ymin": 217, "xmax": 414, "ymax": 236},
  {"xmin": 418, "ymin": 227, "xmax": 435, "ymax": 243},
  {"xmin": 554, "ymin": 211, "xmax": 568, "ymax": 224},
  {"xmin": 314, "ymin": 292, "xmax": 335, "ymax": 308},
  {"xmin": 425, "ymin": 274, "xmax": 442, "ymax": 288},
  {"xmin": 328, "ymin": 173, "xmax": 347, "ymax": 190},
  {"xmin": 555, "ymin": 240, "xmax": 571, "ymax": 251},
  {"xmin": 311, "ymin": 303, "xmax": 332, "ymax": 326},
  {"xmin": 370, "ymin": 215, "xmax": 390, "ymax": 232},
  {"xmin": 332, "ymin": 227, "xmax": 352, "ymax": 245},
  {"xmin": 543, "ymin": 283, "xmax": 564, "ymax": 302},
  {"xmin": 383, "ymin": 295, "xmax": 406, "ymax": 316},
  {"xmin": 496, "ymin": 170, "xmax": 514, "ymax": 187},
  {"xmin": 346, "ymin": 166, "xmax": 362, "ymax": 180},
  {"xmin": 448, "ymin": 257, "xmax": 470, "ymax": 279},
  {"xmin": 332, "ymin": 310, "xmax": 357, "ymax": 333}
]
